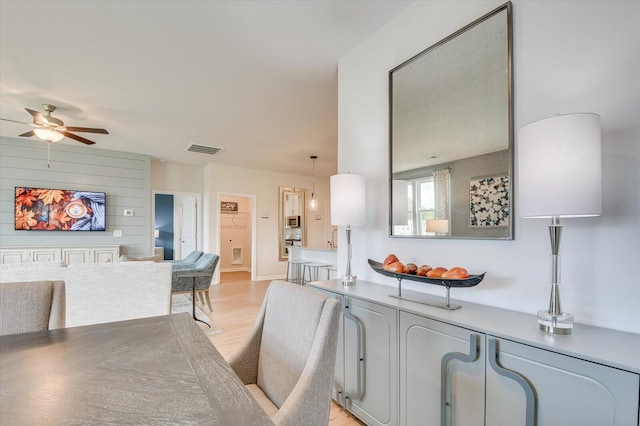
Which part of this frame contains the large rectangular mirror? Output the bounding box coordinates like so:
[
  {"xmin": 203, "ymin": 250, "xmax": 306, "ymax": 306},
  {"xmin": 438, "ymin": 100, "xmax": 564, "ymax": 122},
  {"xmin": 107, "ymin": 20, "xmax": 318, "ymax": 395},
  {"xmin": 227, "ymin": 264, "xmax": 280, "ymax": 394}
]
[
  {"xmin": 389, "ymin": 2, "xmax": 513, "ymax": 239},
  {"xmin": 279, "ymin": 187, "xmax": 306, "ymax": 261}
]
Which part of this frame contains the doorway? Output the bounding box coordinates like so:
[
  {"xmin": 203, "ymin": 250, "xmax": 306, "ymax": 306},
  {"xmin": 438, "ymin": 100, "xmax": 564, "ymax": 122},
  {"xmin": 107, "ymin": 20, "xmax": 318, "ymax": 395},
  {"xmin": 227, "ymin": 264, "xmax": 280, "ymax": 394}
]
[
  {"xmin": 153, "ymin": 191, "xmax": 202, "ymax": 261},
  {"xmin": 217, "ymin": 193, "xmax": 256, "ymax": 281}
]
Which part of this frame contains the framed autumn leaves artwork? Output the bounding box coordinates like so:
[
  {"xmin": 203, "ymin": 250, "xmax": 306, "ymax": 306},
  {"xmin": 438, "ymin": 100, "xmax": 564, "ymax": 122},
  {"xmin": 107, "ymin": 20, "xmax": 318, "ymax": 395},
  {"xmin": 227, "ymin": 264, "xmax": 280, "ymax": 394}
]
[{"xmin": 14, "ymin": 187, "xmax": 106, "ymax": 231}]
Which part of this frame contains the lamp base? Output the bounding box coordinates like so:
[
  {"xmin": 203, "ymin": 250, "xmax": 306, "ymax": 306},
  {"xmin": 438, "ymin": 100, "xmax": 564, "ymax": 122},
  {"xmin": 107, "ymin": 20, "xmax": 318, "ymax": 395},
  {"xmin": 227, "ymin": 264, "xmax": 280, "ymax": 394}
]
[
  {"xmin": 537, "ymin": 309, "xmax": 573, "ymax": 335},
  {"xmin": 342, "ymin": 274, "xmax": 357, "ymax": 287}
]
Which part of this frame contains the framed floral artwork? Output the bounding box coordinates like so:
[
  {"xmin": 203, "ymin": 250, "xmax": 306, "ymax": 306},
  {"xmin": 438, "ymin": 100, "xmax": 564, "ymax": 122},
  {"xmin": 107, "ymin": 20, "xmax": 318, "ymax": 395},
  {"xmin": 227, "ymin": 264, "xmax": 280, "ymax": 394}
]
[{"xmin": 469, "ymin": 176, "xmax": 509, "ymax": 227}]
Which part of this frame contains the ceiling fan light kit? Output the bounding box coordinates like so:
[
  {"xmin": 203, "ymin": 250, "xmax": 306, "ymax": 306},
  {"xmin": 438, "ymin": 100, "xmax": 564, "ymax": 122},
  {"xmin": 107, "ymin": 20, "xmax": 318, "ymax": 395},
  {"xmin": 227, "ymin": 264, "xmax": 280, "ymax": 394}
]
[{"xmin": 33, "ymin": 128, "xmax": 64, "ymax": 143}]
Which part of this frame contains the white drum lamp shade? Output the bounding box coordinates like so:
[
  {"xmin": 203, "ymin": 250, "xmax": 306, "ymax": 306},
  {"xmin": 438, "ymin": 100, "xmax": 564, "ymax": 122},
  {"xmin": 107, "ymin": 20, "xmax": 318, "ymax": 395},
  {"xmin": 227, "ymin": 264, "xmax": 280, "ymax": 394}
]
[
  {"xmin": 518, "ymin": 113, "xmax": 602, "ymax": 218},
  {"xmin": 331, "ymin": 173, "xmax": 366, "ymax": 226}
]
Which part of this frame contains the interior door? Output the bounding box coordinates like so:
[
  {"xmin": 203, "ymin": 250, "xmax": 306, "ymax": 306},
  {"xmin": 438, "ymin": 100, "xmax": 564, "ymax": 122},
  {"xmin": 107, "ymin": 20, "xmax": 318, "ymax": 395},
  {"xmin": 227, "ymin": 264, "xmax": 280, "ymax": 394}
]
[{"xmin": 180, "ymin": 196, "xmax": 197, "ymax": 258}]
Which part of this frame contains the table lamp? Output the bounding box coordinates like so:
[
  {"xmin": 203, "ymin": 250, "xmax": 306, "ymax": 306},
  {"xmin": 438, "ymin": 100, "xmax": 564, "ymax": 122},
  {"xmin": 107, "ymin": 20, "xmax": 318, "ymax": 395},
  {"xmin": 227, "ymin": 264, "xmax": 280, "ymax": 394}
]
[
  {"xmin": 331, "ymin": 173, "xmax": 366, "ymax": 286},
  {"xmin": 518, "ymin": 113, "xmax": 601, "ymax": 334},
  {"xmin": 426, "ymin": 219, "xmax": 449, "ymax": 235}
]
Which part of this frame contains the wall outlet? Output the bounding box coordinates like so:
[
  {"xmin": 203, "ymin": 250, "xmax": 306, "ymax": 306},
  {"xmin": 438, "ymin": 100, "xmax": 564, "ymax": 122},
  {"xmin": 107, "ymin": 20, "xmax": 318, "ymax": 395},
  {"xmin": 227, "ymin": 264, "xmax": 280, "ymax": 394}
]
[
  {"xmin": 113, "ymin": 230, "xmax": 123, "ymax": 237},
  {"xmin": 124, "ymin": 209, "xmax": 134, "ymax": 216}
]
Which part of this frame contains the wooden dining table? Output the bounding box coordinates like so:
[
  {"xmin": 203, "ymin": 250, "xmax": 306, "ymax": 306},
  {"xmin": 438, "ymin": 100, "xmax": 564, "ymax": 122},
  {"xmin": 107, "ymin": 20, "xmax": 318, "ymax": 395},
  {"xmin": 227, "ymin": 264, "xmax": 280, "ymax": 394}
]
[{"xmin": 0, "ymin": 313, "xmax": 273, "ymax": 425}]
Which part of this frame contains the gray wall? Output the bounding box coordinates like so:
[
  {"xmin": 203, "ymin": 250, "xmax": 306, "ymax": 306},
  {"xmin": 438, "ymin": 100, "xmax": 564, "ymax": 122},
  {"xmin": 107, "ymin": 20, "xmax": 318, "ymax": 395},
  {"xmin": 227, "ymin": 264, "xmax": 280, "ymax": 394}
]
[
  {"xmin": 0, "ymin": 137, "xmax": 151, "ymax": 256},
  {"xmin": 450, "ymin": 150, "xmax": 510, "ymax": 238}
]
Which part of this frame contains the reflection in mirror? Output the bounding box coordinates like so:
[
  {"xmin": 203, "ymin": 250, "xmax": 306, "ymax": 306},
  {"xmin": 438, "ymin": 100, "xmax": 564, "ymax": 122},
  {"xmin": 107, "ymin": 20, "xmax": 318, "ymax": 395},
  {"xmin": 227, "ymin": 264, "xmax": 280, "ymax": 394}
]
[
  {"xmin": 389, "ymin": 2, "xmax": 513, "ymax": 239},
  {"xmin": 279, "ymin": 187, "xmax": 306, "ymax": 261}
]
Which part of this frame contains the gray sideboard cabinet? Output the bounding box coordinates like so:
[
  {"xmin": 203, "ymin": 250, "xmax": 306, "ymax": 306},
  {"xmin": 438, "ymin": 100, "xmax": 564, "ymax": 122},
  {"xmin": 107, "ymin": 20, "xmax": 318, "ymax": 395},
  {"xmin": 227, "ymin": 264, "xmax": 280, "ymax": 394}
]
[
  {"xmin": 400, "ymin": 312, "xmax": 485, "ymax": 426},
  {"xmin": 309, "ymin": 279, "xmax": 640, "ymax": 426},
  {"xmin": 315, "ymin": 288, "xmax": 398, "ymax": 426}
]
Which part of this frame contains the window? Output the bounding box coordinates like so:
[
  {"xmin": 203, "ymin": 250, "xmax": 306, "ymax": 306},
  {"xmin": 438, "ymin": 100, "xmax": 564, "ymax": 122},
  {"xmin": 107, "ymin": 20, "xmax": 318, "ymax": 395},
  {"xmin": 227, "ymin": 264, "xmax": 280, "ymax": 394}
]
[{"xmin": 393, "ymin": 177, "xmax": 435, "ymax": 236}]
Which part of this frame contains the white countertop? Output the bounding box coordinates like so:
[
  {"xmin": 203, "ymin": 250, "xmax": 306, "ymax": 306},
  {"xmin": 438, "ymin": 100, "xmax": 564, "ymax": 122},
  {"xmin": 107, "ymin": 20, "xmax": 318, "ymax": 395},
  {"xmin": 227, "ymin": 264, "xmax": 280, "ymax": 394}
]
[
  {"xmin": 289, "ymin": 247, "xmax": 337, "ymax": 253},
  {"xmin": 308, "ymin": 279, "xmax": 640, "ymax": 375}
]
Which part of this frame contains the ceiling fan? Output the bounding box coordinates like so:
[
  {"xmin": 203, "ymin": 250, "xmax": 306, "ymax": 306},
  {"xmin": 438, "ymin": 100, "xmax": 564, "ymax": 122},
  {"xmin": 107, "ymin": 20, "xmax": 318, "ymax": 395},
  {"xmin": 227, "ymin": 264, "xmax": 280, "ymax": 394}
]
[{"xmin": 0, "ymin": 103, "xmax": 108, "ymax": 145}]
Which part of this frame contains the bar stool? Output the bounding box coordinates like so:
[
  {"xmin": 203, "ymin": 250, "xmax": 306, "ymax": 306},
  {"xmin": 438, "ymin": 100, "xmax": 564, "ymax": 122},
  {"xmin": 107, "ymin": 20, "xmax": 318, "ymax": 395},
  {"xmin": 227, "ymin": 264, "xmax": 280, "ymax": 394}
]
[
  {"xmin": 325, "ymin": 265, "xmax": 338, "ymax": 280},
  {"xmin": 302, "ymin": 262, "xmax": 330, "ymax": 284},
  {"xmin": 286, "ymin": 260, "xmax": 309, "ymax": 285}
]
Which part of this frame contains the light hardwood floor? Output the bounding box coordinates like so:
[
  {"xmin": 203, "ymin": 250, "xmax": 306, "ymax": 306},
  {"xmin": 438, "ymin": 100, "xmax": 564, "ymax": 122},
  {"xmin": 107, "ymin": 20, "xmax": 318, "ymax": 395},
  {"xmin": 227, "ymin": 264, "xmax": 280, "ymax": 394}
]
[{"xmin": 205, "ymin": 271, "xmax": 363, "ymax": 426}]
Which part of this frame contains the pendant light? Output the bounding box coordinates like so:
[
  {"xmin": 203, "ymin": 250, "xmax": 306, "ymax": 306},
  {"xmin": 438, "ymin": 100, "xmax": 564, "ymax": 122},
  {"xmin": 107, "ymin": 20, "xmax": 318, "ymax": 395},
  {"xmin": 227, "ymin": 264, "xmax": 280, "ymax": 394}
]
[{"xmin": 309, "ymin": 155, "xmax": 318, "ymax": 211}]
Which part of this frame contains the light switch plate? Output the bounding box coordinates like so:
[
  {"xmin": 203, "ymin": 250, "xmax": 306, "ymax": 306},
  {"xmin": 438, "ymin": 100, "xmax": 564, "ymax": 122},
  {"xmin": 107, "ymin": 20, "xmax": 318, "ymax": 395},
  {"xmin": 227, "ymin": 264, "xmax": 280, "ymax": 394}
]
[
  {"xmin": 113, "ymin": 230, "xmax": 123, "ymax": 237},
  {"xmin": 124, "ymin": 209, "xmax": 134, "ymax": 216}
]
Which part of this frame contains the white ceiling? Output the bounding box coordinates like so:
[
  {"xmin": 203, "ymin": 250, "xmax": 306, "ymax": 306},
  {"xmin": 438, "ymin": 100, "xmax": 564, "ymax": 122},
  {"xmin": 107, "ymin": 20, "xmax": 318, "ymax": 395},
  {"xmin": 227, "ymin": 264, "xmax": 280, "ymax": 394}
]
[{"xmin": 0, "ymin": 0, "xmax": 412, "ymax": 178}]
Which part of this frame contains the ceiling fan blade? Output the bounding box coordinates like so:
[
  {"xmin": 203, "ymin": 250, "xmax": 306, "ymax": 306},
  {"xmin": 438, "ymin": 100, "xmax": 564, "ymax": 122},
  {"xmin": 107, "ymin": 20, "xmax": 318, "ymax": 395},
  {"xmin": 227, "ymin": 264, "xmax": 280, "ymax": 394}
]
[
  {"xmin": 0, "ymin": 117, "xmax": 34, "ymax": 125},
  {"xmin": 25, "ymin": 108, "xmax": 48, "ymax": 124},
  {"xmin": 60, "ymin": 131, "xmax": 96, "ymax": 145},
  {"xmin": 65, "ymin": 126, "xmax": 109, "ymax": 134},
  {"xmin": 19, "ymin": 130, "xmax": 36, "ymax": 137}
]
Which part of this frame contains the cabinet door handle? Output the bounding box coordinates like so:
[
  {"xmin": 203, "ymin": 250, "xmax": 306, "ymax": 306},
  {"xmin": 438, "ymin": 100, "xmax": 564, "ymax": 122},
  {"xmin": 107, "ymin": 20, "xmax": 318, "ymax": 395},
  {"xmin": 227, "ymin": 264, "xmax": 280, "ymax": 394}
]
[
  {"xmin": 440, "ymin": 334, "xmax": 480, "ymax": 426},
  {"xmin": 488, "ymin": 338, "xmax": 537, "ymax": 426},
  {"xmin": 343, "ymin": 298, "xmax": 365, "ymax": 403}
]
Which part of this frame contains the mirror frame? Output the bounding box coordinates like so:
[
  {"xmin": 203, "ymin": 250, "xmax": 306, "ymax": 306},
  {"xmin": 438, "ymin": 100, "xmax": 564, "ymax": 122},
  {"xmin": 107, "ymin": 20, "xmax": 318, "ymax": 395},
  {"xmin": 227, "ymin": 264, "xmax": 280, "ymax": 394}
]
[
  {"xmin": 388, "ymin": 1, "xmax": 513, "ymax": 240},
  {"xmin": 278, "ymin": 186, "xmax": 306, "ymax": 261}
]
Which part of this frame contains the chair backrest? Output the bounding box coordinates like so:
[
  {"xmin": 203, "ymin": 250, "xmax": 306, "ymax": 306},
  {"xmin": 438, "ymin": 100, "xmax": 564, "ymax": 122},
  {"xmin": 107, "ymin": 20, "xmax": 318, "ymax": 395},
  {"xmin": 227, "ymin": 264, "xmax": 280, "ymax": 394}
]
[
  {"xmin": 257, "ymin": 281, "xmax": 340, "ymax": 411},
  {"xmin": 194, "ymin": 253, "xmax": 218, "ymax": 272},
  {"xmin": 0, "ymin": 280, "xmax": 66, "ymax": 336},
  {"xmin": 179, "ymin": 250, "xmax": 204, "ymax": 264}
]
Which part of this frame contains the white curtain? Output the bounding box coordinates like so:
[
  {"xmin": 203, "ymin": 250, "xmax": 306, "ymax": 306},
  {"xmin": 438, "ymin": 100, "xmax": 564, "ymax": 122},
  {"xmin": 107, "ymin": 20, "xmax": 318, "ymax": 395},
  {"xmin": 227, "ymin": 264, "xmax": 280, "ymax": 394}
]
[{"xmin": 433, "ymin": 169, "xmax": 450, "ymax": 220}]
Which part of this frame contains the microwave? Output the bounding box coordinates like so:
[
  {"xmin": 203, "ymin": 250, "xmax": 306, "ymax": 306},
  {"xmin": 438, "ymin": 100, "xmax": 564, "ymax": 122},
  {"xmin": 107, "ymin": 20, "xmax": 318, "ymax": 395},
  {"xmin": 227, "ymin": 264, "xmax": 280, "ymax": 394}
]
[{"xmin": 287, "ymin": 215, "xmax": 301, "ymax": 227}]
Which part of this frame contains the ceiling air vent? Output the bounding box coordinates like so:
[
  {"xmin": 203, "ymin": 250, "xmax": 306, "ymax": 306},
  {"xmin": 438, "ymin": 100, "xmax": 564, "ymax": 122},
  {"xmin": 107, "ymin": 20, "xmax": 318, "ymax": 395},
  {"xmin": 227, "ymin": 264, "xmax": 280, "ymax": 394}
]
[{"xmin": 185, "ymin": 144, "xmax": 223, "ymax": 156}]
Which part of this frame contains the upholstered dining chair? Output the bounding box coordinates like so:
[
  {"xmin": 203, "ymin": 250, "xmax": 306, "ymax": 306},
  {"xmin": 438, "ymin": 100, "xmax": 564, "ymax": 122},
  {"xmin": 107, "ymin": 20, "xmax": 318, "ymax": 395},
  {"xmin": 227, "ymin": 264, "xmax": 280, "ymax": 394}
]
[
  {"xmin": 171, "ymin": 253, "xmax": 219, "ymax": 312},
  {"xmin": 228, "ymin": 280, "xmax": 341, "ymax": 426},
  {"xmin": 0, "ymin": 280, "xmax": 66, "ymax": 336}
]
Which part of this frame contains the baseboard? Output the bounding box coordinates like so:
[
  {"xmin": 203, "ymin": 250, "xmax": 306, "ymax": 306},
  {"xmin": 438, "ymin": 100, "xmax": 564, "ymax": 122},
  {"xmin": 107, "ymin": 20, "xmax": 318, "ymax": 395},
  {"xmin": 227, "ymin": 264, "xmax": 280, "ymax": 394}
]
[
  {"xmin": 255, "ymin": 274, "xmax": 286, "ymax": 282},
  {"xmin": 220, "ymin": 267, "xmax": 251, "ymax": 273}
]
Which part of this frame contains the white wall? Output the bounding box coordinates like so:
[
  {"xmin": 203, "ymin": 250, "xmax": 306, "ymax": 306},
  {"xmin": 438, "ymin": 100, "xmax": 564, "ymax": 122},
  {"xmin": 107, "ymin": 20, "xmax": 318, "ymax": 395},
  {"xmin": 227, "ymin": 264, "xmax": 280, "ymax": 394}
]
[
  {"xmin": 151, "ymin": 160, "xmax": 203, "ymax": 193},
  {"xmin": 337, "ymin": 0, "xmax": 640, "ymax": 333},
  {"xmin": 203, "ymin": 163, "xmax": 331, "ymax": 281}
]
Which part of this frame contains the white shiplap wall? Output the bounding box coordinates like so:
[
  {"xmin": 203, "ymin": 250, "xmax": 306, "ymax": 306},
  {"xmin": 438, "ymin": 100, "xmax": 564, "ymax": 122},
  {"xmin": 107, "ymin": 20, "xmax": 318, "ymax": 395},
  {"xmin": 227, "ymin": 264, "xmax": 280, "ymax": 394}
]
[{"xmin": 0, "ymin": 137, "xmax": 151, "ymax": 256}]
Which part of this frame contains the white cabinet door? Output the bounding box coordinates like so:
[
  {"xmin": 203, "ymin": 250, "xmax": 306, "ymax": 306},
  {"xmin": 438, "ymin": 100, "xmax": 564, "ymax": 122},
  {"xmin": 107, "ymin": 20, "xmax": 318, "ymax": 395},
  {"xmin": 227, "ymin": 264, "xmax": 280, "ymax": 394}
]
[
  {"xmin": 486, "ymin": 336, "xmax": 639, "ymax": 426},
  {"xmin": 0, "ymin": 249, "xmax": 29, "ymax": 264},
  {"xmin": 62, "ymin": 248, "xmax": 91, "ymax": 265},
  {"xmin": 30, "ymin": 248, "xmax": 61, "ymax": 262},
  {"xmin": 93, "ymin": 247, "xmax": 119, "ymax": 263},
  {"xmin": 399, "ymin": 311, "xmax": 485, "ymax": 426},
  {"xmin": 344, "ymin": 297, "xmax": 397, "ymax": 426}
]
